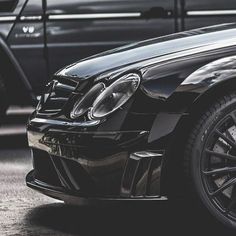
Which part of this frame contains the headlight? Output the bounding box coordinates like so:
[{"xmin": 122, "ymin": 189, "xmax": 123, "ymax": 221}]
[
  {"xmin": 70, "ymin": 73, "xmax": 140, "ymax": 120},
  {"xmin": 70, "ymin": 83, "xmax": 105, "ymax": 119},
  {"xmin": 90, "ymin": 73, "xmax": 140, "ymax": 119}
]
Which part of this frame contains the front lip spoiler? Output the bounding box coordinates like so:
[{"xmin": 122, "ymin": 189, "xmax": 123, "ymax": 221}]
[{"xmin": 26, "ymin": 170, "xmax": 168, "ymax": 205}]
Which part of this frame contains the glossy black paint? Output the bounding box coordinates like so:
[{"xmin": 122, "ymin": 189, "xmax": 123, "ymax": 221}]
[
  {"xmin": 27, "ymin": 23, "xmax": 236, "ymax": 203},
  {"xmin": 46, "ymin": 0, "xmax": 176, "ymax": 75},
  {"xmin": 57, "ymin": 23, "xmax": 236, "ymax": 112}
]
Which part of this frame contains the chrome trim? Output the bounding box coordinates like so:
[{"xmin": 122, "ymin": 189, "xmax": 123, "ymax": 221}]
[
  {"xmin": 131, "ymin": 151, "xmax": 163, "ymax": 159},
  {"xmin": 0, "ymin": 125, "xmax": 26, "ymax": 136},
  {"xmin": 48, "ymin": 12, "xmax": 141, "ymax": 20},
  {"xmin": 31, "ymin": 117, "xmax": 100, "ymax": 127},
  {"xmin": 0, "ymin": 16, "xmax": 16, "ymax": 22},
  {"xmin": 187, "ymin": 10, "xmax": 236, "ymax": 16},
  {"xmin": 20, "ymin": 15, "xmax": 42, "ymax": 21},
  {"xmin": 6, "ymin": 106, "xmax": 34, "ymax": 115}
]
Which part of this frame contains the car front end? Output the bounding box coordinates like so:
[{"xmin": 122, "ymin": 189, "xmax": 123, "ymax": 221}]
[
  {"xmin": 27, "ymin": 23, "xmax": 236, "ymax": 205},
  {"xmin": 26, "ymin": 70, "xmax": 168, "ymax": 203}
]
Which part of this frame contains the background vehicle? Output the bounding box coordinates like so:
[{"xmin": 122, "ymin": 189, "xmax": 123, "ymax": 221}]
[{"xmin": 1, "ymin": 0, "xmax": 236, "ymax": 116}]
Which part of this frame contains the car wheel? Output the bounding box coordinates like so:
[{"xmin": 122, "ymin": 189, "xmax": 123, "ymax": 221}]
[{"xmin": 184, "ymin": 92, "xmax": 236, "ymax": 229}]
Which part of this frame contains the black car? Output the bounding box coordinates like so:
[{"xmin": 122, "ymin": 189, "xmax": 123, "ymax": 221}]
[
  {"xmin": 27, "ymin": 23, "xmax": 236, "ymax": 229},
  {"xmin": 1, "ymin": 0, "xmax": 236, "ymax": 117}
]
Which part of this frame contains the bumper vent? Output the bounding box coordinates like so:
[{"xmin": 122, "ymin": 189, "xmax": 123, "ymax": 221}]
[
  {"xmin": 120, "ymin": 151, "xmax": 164, "ymax": 197},
  {"xmin": 37, "ymin": 78, "xmax": 77, "ymax": 116}
]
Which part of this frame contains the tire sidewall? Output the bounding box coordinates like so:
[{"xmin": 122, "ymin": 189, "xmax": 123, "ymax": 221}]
[{"xmin": 191, "ymin": 99, "xmax": 236, "ymax": 229}]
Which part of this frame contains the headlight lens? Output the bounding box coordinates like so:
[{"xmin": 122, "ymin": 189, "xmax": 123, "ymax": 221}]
[
  {"xmin": 70, "ymin": 82, "xmax": 105, "ymax": 119},
  {"xmin": 90, "ymin": 73, "xmax": 140, "ymax": 119}
]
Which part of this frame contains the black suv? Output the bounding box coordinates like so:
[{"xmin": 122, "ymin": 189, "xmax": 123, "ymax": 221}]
[{"xmin": 1, "ymin": 0, "xmax": 236, "ymax": 116}]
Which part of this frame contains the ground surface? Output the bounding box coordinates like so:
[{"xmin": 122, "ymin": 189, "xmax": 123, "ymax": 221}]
[{"xmin": 1, "ymin": 147, "xmax": 236, "ymax": 236}]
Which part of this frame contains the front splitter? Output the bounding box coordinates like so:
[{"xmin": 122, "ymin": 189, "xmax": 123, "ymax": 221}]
[{"xmin": 26, "ymin": 170, "xmax": 168, "ymax": 206}]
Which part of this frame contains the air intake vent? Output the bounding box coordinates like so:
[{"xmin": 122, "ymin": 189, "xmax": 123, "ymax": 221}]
[
  {"xmin": 120, "ymin": 151, "xmax": 164, "ymax": 197},
  {"xmin": 37, "ymin": 78, "xmax": 77, "ymax": 116}
]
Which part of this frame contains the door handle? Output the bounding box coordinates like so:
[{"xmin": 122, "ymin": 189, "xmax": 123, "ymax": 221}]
[{"xmin": 142, "ymin": 7, "xmax": 172, "ymax": 18}]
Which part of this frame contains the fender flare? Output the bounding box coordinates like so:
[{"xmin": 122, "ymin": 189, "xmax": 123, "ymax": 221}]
[
  {"xmin": 145, "ymin": 55, "xmax": 236, "ymax": 143},
  {"xmin": 176, "ymin": 55, "xmax": 236, "ymax": 108}
]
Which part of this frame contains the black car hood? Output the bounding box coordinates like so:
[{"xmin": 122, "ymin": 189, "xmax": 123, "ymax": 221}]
[{"xmin": 56, "ymin": 23, "xmax": 236, "ymax": 80}]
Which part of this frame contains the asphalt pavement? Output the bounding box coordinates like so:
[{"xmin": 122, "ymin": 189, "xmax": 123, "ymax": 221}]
[{"xmin": 0, "ymin": 109, "xmax": 236, "ymax": 235}]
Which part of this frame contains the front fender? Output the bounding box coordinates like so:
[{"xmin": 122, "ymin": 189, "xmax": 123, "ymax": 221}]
[
  {"xmin": 145, "ymin": 56, "xmax": 236, "ymax": 145},
  {"xmin": 168, "ymin": 55, "xmax": 236, "ymax": 112},
  {"xmin": 178, "ymin": 55, "xmax": 236, "ymax": 96}
]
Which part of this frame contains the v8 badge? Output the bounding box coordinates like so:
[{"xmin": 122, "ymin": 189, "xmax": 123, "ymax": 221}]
[{"xmin": 22, "ymin": 26, "xmax": 35, "ymax": 34}]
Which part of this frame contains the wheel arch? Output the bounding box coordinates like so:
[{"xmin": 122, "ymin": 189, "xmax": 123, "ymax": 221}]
[{"xmin": 161, "ymin": 75, "xmax": 236, "ymax": 197}]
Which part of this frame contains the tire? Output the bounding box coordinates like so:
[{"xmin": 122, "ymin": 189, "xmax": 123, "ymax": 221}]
[
  {"xmin": 0, "ymin": 75, "xmax": 8, "ymax": 120},
  {"xmin": 184, "ymin": 92, "xmax": 236, "ymax": 229}
]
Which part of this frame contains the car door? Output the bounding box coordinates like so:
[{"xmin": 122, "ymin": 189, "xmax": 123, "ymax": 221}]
[
  {"xmin": 46, "ymin": 0, "xmax": 177, "ymax": 76},
  {"xmin": 0, "ymin": 0, "xmax": 26, "ymax": 39},
  {"xmin": 0, "ymin": 0, "xmax": 43, "ymax": 103},
  {"xmin": 183, "ymin": 0, "xmax": 236, "ymax": 30},
  {"xmin": 7, "ymin": 0, "xmax": 48, "ymax": 95}
]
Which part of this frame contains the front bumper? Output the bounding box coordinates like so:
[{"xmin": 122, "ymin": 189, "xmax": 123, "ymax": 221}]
[{"xmin": 26, "ymin": 118, "xmax": 166, "ymax": 202}]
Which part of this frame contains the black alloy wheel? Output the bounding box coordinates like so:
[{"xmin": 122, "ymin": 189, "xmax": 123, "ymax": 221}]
[{"xmin": 184, "ymin": 92, "xmax": 236, "ymax": 229}]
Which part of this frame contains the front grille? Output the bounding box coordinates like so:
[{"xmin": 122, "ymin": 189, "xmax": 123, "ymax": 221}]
[{"xmin": 37, "ymin": 77, "xmax": 77, "ymax": 116}]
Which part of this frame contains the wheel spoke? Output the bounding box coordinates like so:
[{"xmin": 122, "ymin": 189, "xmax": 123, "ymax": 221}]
[
  {"xmin": 230, "ymin": 112, "xmax": 236, "ymax": 126},
  {"xmin": 205, "ymin": 149, "xmax": 236, "ymax": 161},
  {"xmin": 225, "ymin": 130, "xmax": 235, "ymax": 142},
  {"xmin": 226, "ymin": 199, "xmax": 236, "ymax": 214},
  {"xmin": 200, "ymin": 111, "xmax": 236, "ymax": 218},
  {"xmin": 203, "ymin": 167, "xmax": 236, "ymax": 176},
  {"xmin": 215, "ymin": 130, "xmax": 236, "ymax": 149},
  {"xmin": 210, "ymin": 177, "xmax": 236, "ymax": 197},
  {"xmin": 226, "ymin": 185, "xmax": 236, "ymax": 214},
  {"xmin": 217, "ymin": 139, "xmax": 231, "ymax": 150}
]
